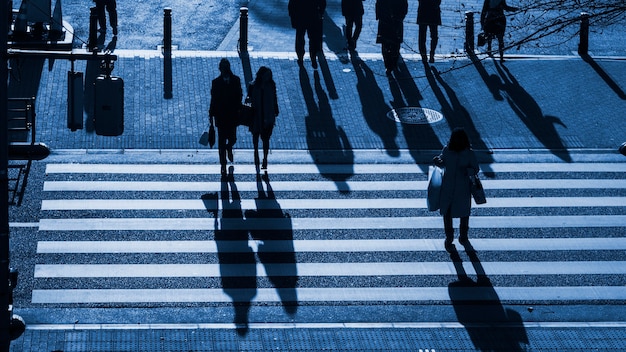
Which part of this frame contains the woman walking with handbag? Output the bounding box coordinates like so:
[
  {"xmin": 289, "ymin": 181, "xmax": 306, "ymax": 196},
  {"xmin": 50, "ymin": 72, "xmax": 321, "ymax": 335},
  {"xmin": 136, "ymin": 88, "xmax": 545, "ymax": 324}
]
[
  {"xmin": 480, "ymin": 0, "xmax": 518, "ymax": 61},
  {"xmin": 434, "ymin": 128, "xmax": 480, "ymax": 251},
  {"xmin": 248, "ymin": 67, "xmax": 279, "ymax": 170}
]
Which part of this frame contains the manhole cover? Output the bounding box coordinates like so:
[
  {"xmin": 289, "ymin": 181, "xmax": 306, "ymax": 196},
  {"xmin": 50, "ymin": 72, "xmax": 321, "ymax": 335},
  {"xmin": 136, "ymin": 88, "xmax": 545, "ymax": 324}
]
[{"xmin": 386, "ymin": 107, "xmax": 444, "ymax": 125}]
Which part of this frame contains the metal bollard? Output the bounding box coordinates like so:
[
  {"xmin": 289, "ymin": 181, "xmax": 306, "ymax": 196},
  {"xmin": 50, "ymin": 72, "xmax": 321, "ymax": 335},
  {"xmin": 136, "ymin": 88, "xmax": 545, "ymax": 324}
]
[
  {"xmin": 239, "ymin": 7, "xmax": 248, "ymax": 53},
  {"xmin": 88, "ymin": 7, "xmax": 99, "ymax": 52},
  {"xmin": 578, "ymin": 12, "xmax": 590, "ymax": 56},
  {"xmin": 464, "ymin": 11, "xmax": 475, "ymax": 53},
  {"xmin": 163, "ymin": 7, "xmax": 173, "ymax": 99}
]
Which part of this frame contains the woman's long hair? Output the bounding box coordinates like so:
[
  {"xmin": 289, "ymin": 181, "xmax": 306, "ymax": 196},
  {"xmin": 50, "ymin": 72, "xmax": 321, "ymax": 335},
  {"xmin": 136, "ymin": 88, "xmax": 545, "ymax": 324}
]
[{"xmin": 447, "ymin": 127, "xmax": 471, "ymax": 152}]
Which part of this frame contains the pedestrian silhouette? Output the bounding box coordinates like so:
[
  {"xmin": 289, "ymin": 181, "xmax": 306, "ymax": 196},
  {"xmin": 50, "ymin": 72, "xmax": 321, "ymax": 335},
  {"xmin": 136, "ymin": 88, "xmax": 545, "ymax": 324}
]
[
  {"xmin": 209, "ymin": 58, "xmax": 243, "ymax": 177},
  {"xmin": 417, "ymin": 0, "xmax": 441, "ymax": 63},
  {"xmin": 480, "ymin": 0, "xmax": 519, "ymax": 61},
  {"xmin": 288, "ymin": 0, "xmax": 327, "ymax": 69},
  {"xmin": 247, "ymin": 67, "xmax": 279, "ymax": 171},
  {"xmin": 93, "ymin": 0, "xmax": 118, "ymax": 36},
  {"xmin": 341, "ymin": 0, "xmax": 365, "ymax": 51},
  {"xmin": 433, "ymin": 128, "xmax": 480, "ymax": 251},
  {"xmin": 375, "ymin": 0, "xmax": 408, "ymax": 75}
]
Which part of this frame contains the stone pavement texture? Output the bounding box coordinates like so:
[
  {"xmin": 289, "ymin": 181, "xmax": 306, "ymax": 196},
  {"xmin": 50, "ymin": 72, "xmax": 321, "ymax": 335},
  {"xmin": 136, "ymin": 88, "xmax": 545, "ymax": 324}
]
[{"xmin": 7, "ymin": 0, "xmax": 626, "ymax": 350}]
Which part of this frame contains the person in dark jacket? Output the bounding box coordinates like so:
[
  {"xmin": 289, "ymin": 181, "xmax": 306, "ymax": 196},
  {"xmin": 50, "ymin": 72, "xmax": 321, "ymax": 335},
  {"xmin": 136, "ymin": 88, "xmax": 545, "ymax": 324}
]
[
  {"xmin": 288, "ymin": 0, "xmax": 327, "ymax": 69},
  {"xmin": 93, "ymin": 0, "xmax": 118, "ymax": 35},
  {"xmin": 248, "ymin": 67, "xmax": 279, "ymax": 170},
  {"xmin": 375, "ymin": 0, "xmax": 408, "ymax": 75},
  {"xmin": 417, "ymin": 0, "xmax": 441, "ymax": 63},
  {"xmin": 480, "ymin": 0, "xmax": 518, "ymax": 61},
  {"xmin": 342, "ymin": 0, "xmax": 365, "ymax": 50},
  {"xmin": 210, "ymin": 59, "xmax": 243, "ymax": 176},
  {"xmin": 433, "ymin": 128, "xmax": 480, "ymax": 251}
]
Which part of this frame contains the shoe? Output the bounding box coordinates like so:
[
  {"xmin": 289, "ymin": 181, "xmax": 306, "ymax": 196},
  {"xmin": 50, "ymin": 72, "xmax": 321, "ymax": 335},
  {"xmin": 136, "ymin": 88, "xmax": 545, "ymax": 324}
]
[
  {"xmin": 220, "ymin": 165, "xmax": 227, "ymax": 177},
  {"xmin": 261, "ymin": 158, "xmax": 268, "ymax": 170},
  {"xmin": 429, "ymin": 55, "xmax": 435, "ymax": 63},
  {"xmin": 459, "ymin": 236, "xmax": 469, "ymax": 245},
  {"xmin": 227, "ymin": 148, "xmax": 234, "ymax": 162},
  {"xmin": 444, "ymin": 240, "xmax": 455, "ymax": 253},
  {"xmin": 311, "ymin": 55, "xmax": 318, "ymax": 69}
]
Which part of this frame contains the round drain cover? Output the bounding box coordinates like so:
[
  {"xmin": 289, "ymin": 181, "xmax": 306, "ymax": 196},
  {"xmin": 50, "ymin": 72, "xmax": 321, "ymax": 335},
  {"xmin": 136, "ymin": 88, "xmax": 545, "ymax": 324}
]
[{"xmin": 386, "ymin": 107, "xmax": 444, "ymax": 125}]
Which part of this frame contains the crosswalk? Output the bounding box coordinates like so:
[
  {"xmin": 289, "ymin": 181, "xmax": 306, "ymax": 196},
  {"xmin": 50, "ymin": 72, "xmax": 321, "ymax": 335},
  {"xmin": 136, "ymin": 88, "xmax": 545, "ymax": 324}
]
[{"xmin": 32, "ymin": 161, "xmax": 626, "ymax": 306}]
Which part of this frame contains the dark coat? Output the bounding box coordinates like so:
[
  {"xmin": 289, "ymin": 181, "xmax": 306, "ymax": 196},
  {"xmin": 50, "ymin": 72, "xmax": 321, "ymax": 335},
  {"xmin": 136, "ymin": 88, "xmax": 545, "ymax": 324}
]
[
  {"xmin": 209, "ymin": 74, "xmax": 242, "ymax": 129},
  {"xmin": 437, "ymin": 146, "xmax": 480, "ymax": 218},
  {"xmin": 288, "ymin": 0, "xmax": 326, "ymax": 30},
  {"xmin": 481, "ymin": 0, "xmax": 518, "ymax": 36},
  {"xmin": 417, "ymin": 0, "xmax": 441, "ymax": 25},
  {"xmin": 375, "ymin": 0, "xmax": 408, "ymax": 44},
  {"xmin": 342, "ymin": 0, "xmax": 365, "ymax": 17},
  {"xmin": 248, "ymin": 80, "xmax": 279, "ymax": 135}
]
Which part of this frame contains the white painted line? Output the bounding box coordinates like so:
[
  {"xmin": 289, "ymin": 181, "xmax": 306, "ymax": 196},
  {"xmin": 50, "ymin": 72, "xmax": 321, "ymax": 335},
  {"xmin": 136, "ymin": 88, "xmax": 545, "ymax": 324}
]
[
  {"xmin": 33, "ymin": 261, "xmax": 626, "ymax": 278},
  {"xmin": 42, "ymin": 179, "xmax": 626, "ymax": 192},
  {"xmin": 21, "ymin": 321, "xmax": 626, "ymax": 331},
  {"xmin": 36, "ymin": 238, "xmax": 626, "ymax": 254},
  {"xmin": 8, "ymin": 222, "xmax": 39, "ymax": 228},
  {"xmin": 40, "ymin": 197, "xmax": 626, "ymax": 211},
  {"xmin": 44, "ymin": 163, "xmax": 626, "ymax": 175},
  {"xmin": 31, "ymin": 286, "xmax": 626, "ymax": 304},
  {"xmin": 37, "ymin": 215, "xmax": 626, "ymax": 231}
]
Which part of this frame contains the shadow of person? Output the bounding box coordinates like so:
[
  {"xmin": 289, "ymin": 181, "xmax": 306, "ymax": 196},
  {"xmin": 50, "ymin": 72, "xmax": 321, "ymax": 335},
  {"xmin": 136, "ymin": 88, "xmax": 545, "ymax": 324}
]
[
  {"xmin": 448, "ymin": 243, "xmax": 529, "ymax": 351},
  {"xmin": 301, "ymin": 67, "xmax": 354, "ymax": 193},
  {"xmin": 494, "ymin": 62, "xmax": 572, "ymax": 162},
  {"xmin": 204, "ymin": 167, "xmax": 257, "ymax": 336},
  {"xmin": 468, "ymin": 51, "xmax": 504, "ymax": 101},
  {"xmin": 245, "ymin": 172, "xmax": 299, "ymax": 316},
  {"xmin": 351, "ymin": 51, "xmax": 400, "ymax": 157},
  {"xmin": 425, "ymin": 64, "xmax": 496, "ymax": 178}
]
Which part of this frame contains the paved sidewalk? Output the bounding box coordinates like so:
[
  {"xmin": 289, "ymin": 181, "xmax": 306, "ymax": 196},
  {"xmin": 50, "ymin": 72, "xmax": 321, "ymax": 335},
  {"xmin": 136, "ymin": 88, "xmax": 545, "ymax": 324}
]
[
  {"xmin": 7, "ymin": 1, "xmax": 626, "ymax": 351},
  {"xmin": 10, "ymin": 323, "xmax": 626, "ymax": 351}
]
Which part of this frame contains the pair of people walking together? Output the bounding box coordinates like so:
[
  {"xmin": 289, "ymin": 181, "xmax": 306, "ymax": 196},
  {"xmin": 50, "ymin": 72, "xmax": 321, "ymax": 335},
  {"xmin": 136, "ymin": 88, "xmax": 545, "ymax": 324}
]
[{"xmin": 209, "ymin": 59, "xmax": 279, "ymax": 176}]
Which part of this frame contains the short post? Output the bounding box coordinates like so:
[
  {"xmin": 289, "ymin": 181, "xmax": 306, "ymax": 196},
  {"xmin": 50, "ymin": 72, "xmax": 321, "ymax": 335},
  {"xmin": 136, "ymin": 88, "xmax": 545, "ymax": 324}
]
[
  {"xmin": 578, "ymin": 12, "xmax": 590, "ymax": 56},
  {"xmin": 163, "ymin": 8, "xmax": 173, "ymax": 99},
  {"xmin": 88, "ymin": 7, "xmax": 99, "ymax": 52},
  {"xmin": 239, "ymin": 7, "xmax": 248, "ymax": 53},
  {"xmin": 464, "ymin": 11, "xmax": 474, "ymax": 53}
]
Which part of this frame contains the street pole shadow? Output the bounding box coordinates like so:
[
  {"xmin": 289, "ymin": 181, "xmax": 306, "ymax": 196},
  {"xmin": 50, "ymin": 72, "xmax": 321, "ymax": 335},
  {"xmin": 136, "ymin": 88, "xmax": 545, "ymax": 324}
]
[
  {"xmin": 203, "ymin": 167, "xmax": 257, "ymax": 336},
  {"xmin": 580, "ymin": 54, "xmax": 626, "ymax": 100},
  {"xmin": 494, "ymin": 62, "xmax": 572, "ymax": 162},
  {"xmin": 301, "ymin": 67, "xmax": 354, "ymax": 193},
  {"xmin": 448, "ymin": 243, "xmax": 529, "ymax": 351},
  {"xmin": 350, "ymin": 51, "xmax": 400, "ymax": 157},
  {"xmin": 245, "ymin": 172, "xmax": 299, "ymax": 315}
]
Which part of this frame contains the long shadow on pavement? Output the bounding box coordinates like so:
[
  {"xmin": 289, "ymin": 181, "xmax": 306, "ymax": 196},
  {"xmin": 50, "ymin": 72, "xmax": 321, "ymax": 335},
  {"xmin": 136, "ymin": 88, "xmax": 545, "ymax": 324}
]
[
  {"xmin": 301, "ymin": 67, "xmax": 354, "ymax": 193},
  {"xmin": 351, "ymin": 51, "xmax": 400, "ymax": 157},
  {"xmin": 581, "ymin": 54, "xmax": 626, "ymax": 100},
  {"xmin": 448, "ymin": 243, "xmax": 529, "ymax": 351},
  {"xmin": 245, "ymin": 172, "xmax": 298, "ymax": 316},
  {"xmin": 203, "ymin": 169, "xmax": 257, "ymax": 336},
  {"xmin": 494, "ymin": 62, "xmax": 572, "ymax": 162},
  {"xmin": 425, "ymin": 63, "xmax": 495, "ymax": 176}
]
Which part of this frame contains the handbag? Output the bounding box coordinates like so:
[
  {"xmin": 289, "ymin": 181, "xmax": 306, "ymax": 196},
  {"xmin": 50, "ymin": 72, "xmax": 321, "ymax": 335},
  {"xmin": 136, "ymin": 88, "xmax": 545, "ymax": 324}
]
[
  {"xmin": 238, "ymin": 102, "xmax": 254, "ymax": 127},
  {"xmin": 427, "ymin": 166, "xmax": 444, "ymax": 211},
  {"xmin": 198, "ymin": 130, "xmax": 209, "ymax": 146},
  {"xmin": 477, "ymin": 32, "xmax": 487, "ymax": 47},
  {"xmin": 470, "ymin": 174, "xmax": 487, "ymax": 204},
  {"xmin": 199, "ymin": 123, "xmax": 215, "ymax": 147}
]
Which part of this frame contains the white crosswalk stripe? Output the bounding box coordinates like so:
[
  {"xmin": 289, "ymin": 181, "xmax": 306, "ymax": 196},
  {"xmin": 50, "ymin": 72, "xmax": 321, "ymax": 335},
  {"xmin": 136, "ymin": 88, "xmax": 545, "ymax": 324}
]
[{"xmin": 33, "ymin": 162, "xmax": 626, "ymax": 305}]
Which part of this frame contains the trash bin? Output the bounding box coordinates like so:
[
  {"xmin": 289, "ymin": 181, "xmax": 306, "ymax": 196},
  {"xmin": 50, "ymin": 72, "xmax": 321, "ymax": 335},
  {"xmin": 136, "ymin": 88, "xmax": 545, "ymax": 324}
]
[{"xmin": 94, "ymin": 75, "xmax": 124, "ymax": 136}]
